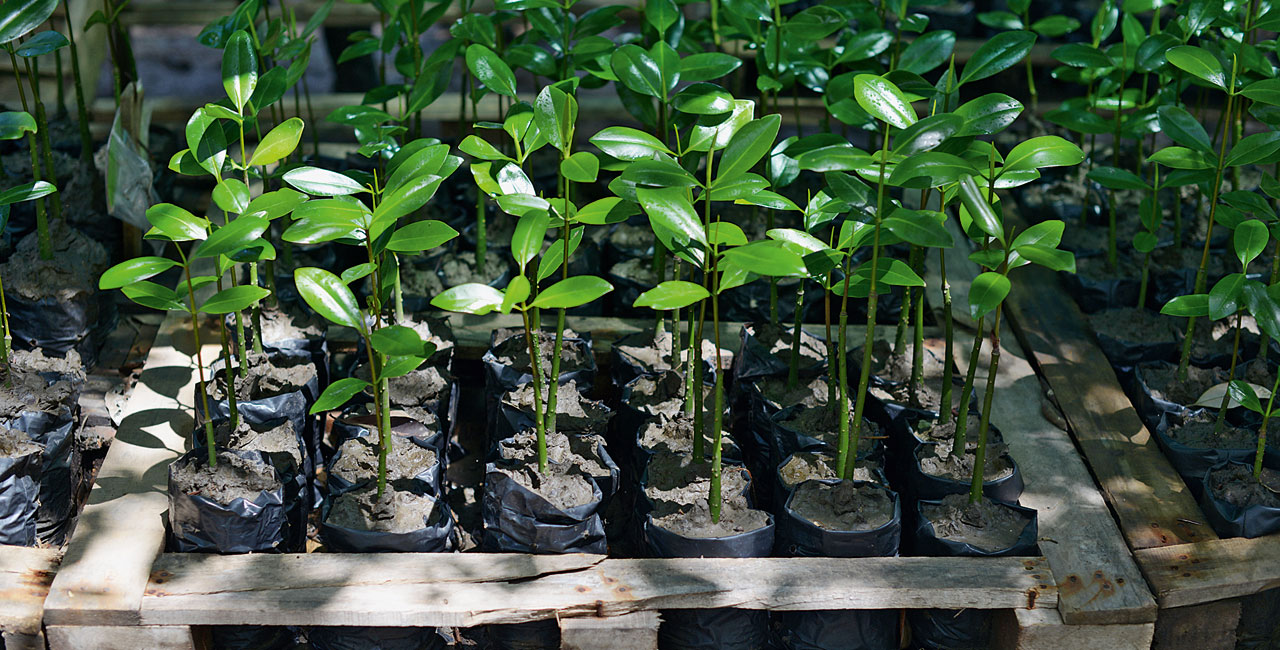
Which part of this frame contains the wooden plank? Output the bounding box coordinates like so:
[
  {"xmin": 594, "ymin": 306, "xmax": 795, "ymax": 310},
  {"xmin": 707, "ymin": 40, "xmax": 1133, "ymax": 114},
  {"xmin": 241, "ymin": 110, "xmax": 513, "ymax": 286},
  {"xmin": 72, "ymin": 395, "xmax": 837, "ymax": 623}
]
[
  {"xmin": 0, "ymin": 546, "xmax": 60, "ymax": 636},
  {"xmin": 1003, "ymin": 265, "xmax": 1217, "ymax": 550},
  {"xmin": 953, "ymin": 331, "xmax": 1156, "ymax": 624},
  {"xmin": 1134, "ymin": 537, "xmax": 1280, "ymax": 609},
  {"xmin": 138, "ymin": 554, "xmax": 1056, "ymax": 627},
  {"xmin": 993, "ymin": 608, "xmax": 1154, "ymax": 650},
  {"xmin": 560, "ymin": 611, "xmax": 659, "ymax": 650},
  {"xmin": 43, "ymin": 310, "xmax": 221, "ymax": 626},
  {"xmin": 47, "ymin": 624, "xmax": 196, "ymax": 650},
  {"xmin": 1150, "ymin": 600, "xmax": 1241, "ymax": 650}
]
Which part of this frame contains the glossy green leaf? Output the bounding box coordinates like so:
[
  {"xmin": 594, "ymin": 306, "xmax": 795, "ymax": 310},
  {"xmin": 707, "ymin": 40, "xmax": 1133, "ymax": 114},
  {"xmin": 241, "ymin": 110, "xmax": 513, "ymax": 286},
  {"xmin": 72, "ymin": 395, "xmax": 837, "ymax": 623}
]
[
  {"xmin": 122, "ymin": 281, "xmax": 185, "ymax": 312},
  {"xmin": 1166, "ymin": 45, "xmax": 1227, "ymax": 90},
  {"xmin": 1087, "ymin": 166, "xmax": 1149, "ymax": 190},
  {"xmin": 511, "ymin": 211, "xmax": 549, "ymax": 272},
  {"xmin": 888, "ymin": 152, "xmax": 975, "ymax": 187},
  {"xmin": 611, "ymin": 44, "xmax": 663, "ymax": 98},
  {"xmin": 575, "ymin": 197, "xmax": 636, "ymax": 225},
  {"xmin": 673, "ymin": 82, "xmax": 735, "ymax": 115},
  {"xmin": 1235, "ymin": 220, "xmax": 1270, "ymax": 268},
  {"xmin": 884, "ymin": 209, "xmax": 953, "ymax": 248},
  {"xmin": 897, "ymin": 30, "xmax": 956, "ymax": 75},
  {"xmin": 295, "ymin": 267, "xmax": 364, "ymax": 330},
  {"xmin": 99, "ymin": 257, "xmax": 179, "ymax": 290},
  {"xmin": 199, "ymin": 285, "xmax": 270, "ymax": 314},
  {"xmin": 1148, "ymin": 146, "xmax": 1213, "ymax": 169},
  {"xmin": 534, "ymin": 84, "xmax": 577, "ymax": 154},
  {"xmin": 374, "ymin": 174, "xmax": 445, "ymax": 223},
  {"xmin": 1157, "ymin": 106, "xmax": 1213, "ymax": 155},
  {"xmin": 459, "ymin": 135, "xmax": 512, "ymax": 162},
  {"xmin": 892, "ymin": 114, "xmax": 964, "ymax": 156},
  {"xmin": 969, "ymin": 271, "xmax": 1010, "ymax": 320},
  {"xmin": 637, "ymin": 186, "xmax": 707, "ymax": 264},
  {"xmin": 0, "ymin": 0, "xmax": 56, "ymax": 45},
  {"xmin": 501, "ymin": 275, "xmax": 530, "ymax": 313},
  {"xmin": 431, "ymin": 283, "xmax": 505, "ymax": 315},
  {"xmin": 680, "ymin": 52, "xmax": 742, "ymax": 81},
  {"xmin": 1226, "ymin": 131, "xmax": 1280, "ymax": 168},
  {"xmin": 212, "ymin": 179, "xmax": 250, "ymax": 214},
  {"xmin": 1161, "ymin": 293, "xmax": 1210, "ymax": 317},
  {"xmin": 146, "ymin": 203, "xmax": 209, "ymax": 241},
  {"xmin": 722, "ymin": 241, "xmax": 807, "ymax": 278},
  {"xmin": 1001, "ymin": 135, "xmax": 1085, "ymax": 174},
  {"xmin": 0, "ymin": 110, "xmax": 34, "ymax": 140},
  {"xmin": 1209, "ymin": 273, "xmax": 1246, "ymax": 319},
  {"xmin": 531, "ymin": 275, "xmax": 613, "ymax": 309},
  {"xmin": 956, "ymin": 176, "xmax": 1003, "ymax": 241},
  {"xmin": 192, "ymin": 216, "xmax": 269, "ymax": 259},
  {"xmin": 961, "ymin": 31, "xmax": 1035, "ymax": 85},
  {"xmin": 589, "ymin": 126, "xmax": 673, "ymax": 160},
  {"xmin": 634, "ymin": 280, "xmax": 709, "ymax": 310},
  {"xmin": 1016, "ymin": 244, "xmax": 1076, "ymax": 272},
  {"xmin": 0, "ymin": 179, "xmax": 54, "ymax": 206},
  {"xmin": 370, "ymin": 325, "xmax": 436, "ymax": 357},
  {"xmin": 466, "ymin": 44, "xmax": 518, "ymax": 98},
  {"xmin": 1243, "ymin": 79, "xmax": 1280, "ymax": 107},
  {"xmin": 561, "ymin": 151, "xmax": 599, "ymax": 183},
  {"xmin": 853, "ymin": 74, "xmax": 917, "ymax": 129},
  {"xmin": 284, "ymin": 166, "xmax": 365, "ymax": 196},
  {"xmin": 387, "ymin": 220, "xmax": 459, "ymax": 253},
  {"xmin": 222, "ymin": 31, "xmax": 257, "ymax": 112},
  {"xmin": 718, "ymin": 114, "xmax": 781, "ymax": 181},
  {"xmin": 309, "ymin": 378, "xmax": 370, "ymax": 414},
  {"xmin": 15, "ymin": 30, "xmax": 66, "ymax": 56},
  {"xmin": 248, "ymin": 117, "xmax": 304, "ymax": 167}
]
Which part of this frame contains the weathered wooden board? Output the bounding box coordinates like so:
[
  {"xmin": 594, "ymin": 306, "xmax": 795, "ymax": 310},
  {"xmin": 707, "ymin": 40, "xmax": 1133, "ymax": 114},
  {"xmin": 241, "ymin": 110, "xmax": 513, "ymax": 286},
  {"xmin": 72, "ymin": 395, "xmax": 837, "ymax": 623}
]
[
  {"xmin": 560, "ymin": 611, "xmax": 659, "ymax": 650},
  {"xmin": 1003, "ymin": 265, "xmax": 1217, "ymax": 550},
  {"xmin": 953, "ymin": 330, "xmax": 1156, "ymax": 625},
  {"xmin": 0, "ymin": 546, "xmax": 60, "ymax": 636},
  {"xmin": 993, "ymin": 608, "xmax": 1154, "ymax": 650},
  {"xmin": 43, "ymin": 310, "xmax": 221, "ymax": 626},
  {"xmin": 46, "ymin": 624, "xmax": 197, "ymax": 650},
  {"xmin": 138, "ymin": 554, "xmax": 1056, "ymax": 627},
  {"xmin": 1135, "ymin": 537, "xmax": 1280, "ymax": 609}
]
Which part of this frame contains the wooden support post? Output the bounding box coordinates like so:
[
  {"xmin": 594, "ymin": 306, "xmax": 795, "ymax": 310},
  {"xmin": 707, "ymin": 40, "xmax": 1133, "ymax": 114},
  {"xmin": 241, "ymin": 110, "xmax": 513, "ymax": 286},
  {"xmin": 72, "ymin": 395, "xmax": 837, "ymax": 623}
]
[
  {"xmin": 1150, "ymin": 601, "xmax": 1241, "ymax": 650},
  {"xmin": 560, "ymin": 611, "xmax": 659, "ymax": 650},
  {"xmin": 47, "ymin": 624, "xmax": 197, "ymax": 650}
]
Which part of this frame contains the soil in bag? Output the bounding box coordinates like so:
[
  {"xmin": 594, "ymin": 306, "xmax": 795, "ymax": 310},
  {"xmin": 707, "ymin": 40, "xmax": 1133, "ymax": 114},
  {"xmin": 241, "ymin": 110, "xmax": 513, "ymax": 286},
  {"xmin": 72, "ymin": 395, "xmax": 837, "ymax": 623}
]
[
  {"xmin": 491, "ymin": 380, "xmax": 612, "ymax": 443},
  {"xmin": 775, "ymin": 480, "xmax": 901, "ymax": 650},
  {"xmin": 492, "ymin": 426, "xmax": 619, "ymax": 504},
  {"xmin": 611, "ymin": 330, "xmax": 717, "ymax": 389},
  {"xmin": 482, "ymin": 459, "xmax": 607, "ymax": 554},
  {"xmin": 772, "ymin": 451, "xmax": 886, "ymax": 513},
  {"xmin": 1086, "ymin": 307, "xmax": 1179, "ymax": 367},
  {"xmin": 1197, "ymin": 461, "xmax": 1280, "ymax": 539},
  {"xmin": 1124, "ymin": 361, "xmax": 1226, "ymax": 429},
  {"xmin": 201, "ymin": 418, "xmax": 309, "ymax": 550},
  {"xmin": 732, "ymin": 322, "xmax": 827, "ymax": 387},
  {"xmin": 1153, "ymin": 409, "xmax": 1258, "ymax": 491},
  {"xmin": 320, "ymin": 481, "xmax": 455, "ymax": 553},
  {"xmin": 614, "ymin": 373, "xmax": 717, "ymax": 469},
  {"xmin": 482, "ymin": 328, "xmax": 596, "ymax": 407},
  {"xmin": 0, "ymin": 365, "xmax": 80, "ymax": 544},
  {"xmin": 638, "ymin": 450, "xmax": 753, "ymax": 519},
  {"xmin": 327, "ymin": 426, "xmax": 443, "ymax": 498},
  {"xmin": 168, "ymin": 448, "xmax": 289, "ymax": 553},
  {"xmin": 203, "ymin": 349, "xmax": 321, "ymax": 457},
  {"xmin": 907, "ymin": 440, "xmax": 1024, "ymax": 504},
  {"xmin": 908, "ymin": 494, "xmax": 1038, "ymax": 650}
]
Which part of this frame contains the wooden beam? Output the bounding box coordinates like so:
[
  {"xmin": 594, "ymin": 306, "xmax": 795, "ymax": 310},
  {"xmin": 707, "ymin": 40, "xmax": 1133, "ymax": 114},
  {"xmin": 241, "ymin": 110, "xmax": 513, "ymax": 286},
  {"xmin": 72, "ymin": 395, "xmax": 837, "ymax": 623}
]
[
  {"xmin": 47, "ymin": 624, "xmax": 196, "ymax": 650},
  {"xmin": 561, "ymin": 611, "xmax": 659, "ymax": 650},
  {"xmin": 1135, "ymin": 537, "xmax": 1280, "ymax": 609},
  {"xmin": 138, "ymin": 553, "xmax": 1056, "ymax": 627},
  {"xmin": 993, "ymin": 608, "xmax": 1154, "ymax": 650},
  {"xmin": 0, "ymin": 546, "xmax": 60, "ymax": 636}
]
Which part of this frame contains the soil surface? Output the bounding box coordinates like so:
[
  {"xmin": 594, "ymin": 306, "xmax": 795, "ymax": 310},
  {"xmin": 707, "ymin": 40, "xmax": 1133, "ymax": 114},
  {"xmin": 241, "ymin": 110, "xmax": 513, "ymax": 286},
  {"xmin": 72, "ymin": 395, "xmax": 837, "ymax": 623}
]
[
  {"xmin": 747, "ymin": 322, "xmax": 826, "ymax": 369},
  {"xmin": 616, "ymin": 331, "xmax": 719, "ymax": 376},
  {"xmin": 502, "ymin": 380, "xmax": 610, "ymax": 433},
  {"xmin": 626, "ymin": 371, "xmax": 714, "ymax": 419},
  {"xmin": 638, "ymin": 415, "xmax": 737, "ymax": 459},
  {"xmin": 1089, "ymin": 307, "xmax": 1178, "ymax": 343},
  {"xmin": 212, "ymin": 419, "xmax": 302, "ymax": 466},
  {"xmin": 1076, "ymin": 253, "xmax": 1143, "ymax": 285},
  {"xmin": 1187, "ymin": 317, "xmax": 1258, "ymax": 361},
  {"xmin": 0, "ymin": 369, "xmax": 78, "ymax": 416},
  {"xmin": 643, "ymin": 451, "xmax": 751, "ymax": 517},
  {"xmin": 9, "ymin": 347, "xmax": 86, "ymax": 379},
  {"xmin": 778, "ymin": 452, "xmax": 881, "ymax": 489},
  {"xmin": 391, "ymin": 366, "xmax": 452, "ymax": 411},
  {"xmin": 756, "ymin": 376, "xmax": 831, "ymax": 410},
  {"xmin": 491, "ymin": 461, "xmax": 597, "ymax": 510},
  {"xmin": 915, "ymin": 416, "xmax": 1003, "ymax": 450},
  {"xmin": 399, "ymin": 315, "xmax": 456, "ymax": 362},
  {"xmin": 439, "ymin": 251, "xmax": 507, "ymax": 287},
  {"xmin": 489, "ymin": 328, "xmax": 591, "ymax": 376},
  {"xmin": 210, "ymin": 352, "xmax": 318, "ymax": 401},
  {"xmin": 171, "ymin": 451, "xmax": 280, "ymax": 505},
  {"xmin": 401, "ymin": 260, "xmax": 445, "ymax": 299},
  {"xmin": 326, "ymin": 483, "xmax": 446, "ymax": 533},
  {"xmin": 1166, "ymin": 411, "xmax": 1255, "ymax": 450},
  {"xmin": 610, "ymin": 222, "xmax": 654, "ymax": 254},
  {"xmin": 252, "ymin": 304, "xmax": 325, "ymax": 344},
  {"xmin": 860, "ymin": 339, "xmax": 946, "ymax": 384},
  {"xmin": 776, "ymin": 406, "xmax": 880, "ymax": 455},
  {"xmin": 650, "ymin": 501, "xmax": 770, "ymax": 539},
  {"xmin": 0, "ymin": 221, "xmax": 107, "ymax": 299},
  {"xmin": 1143, "ymin": 363, "xmax": 1227, "ymax": 406},
  {"xmin": 496, "ymin": 428, "xmax": 611, "ymax": 483},
  {"xmin": 609, "ymin": 257, "xmax": 659, "ymax": 286},
  {"xmin": 918, "ymin": 443, "xmax": 1016, "ymax": 483},
  {"xmin": 790, "ymin": 481, "xmax": 895, "ymax": 532},
  {"xmin": 920, "ymin": 493, "xmax": 1033, "ymax": 553},
  {"xmin": 0, "ymin": 427, "xmax": 40, "ymax": 458},
  {"xmin": 331, "ymin": 433, "xmax": 438, "ymax": 485},
  {"xmin": 1208, "ymin": 464, "xmax": 1280, "ymax": 509}
]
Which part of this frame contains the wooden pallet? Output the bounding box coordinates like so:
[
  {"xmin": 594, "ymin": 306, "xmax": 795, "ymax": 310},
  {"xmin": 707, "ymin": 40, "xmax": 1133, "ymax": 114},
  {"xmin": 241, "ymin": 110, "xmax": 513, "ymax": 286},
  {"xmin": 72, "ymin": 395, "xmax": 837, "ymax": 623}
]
[
  {"xmin": 37, "ymin": 307, "xmax": 1125, "ymax": 649},
  {"xmin": 1004, "ymin": 263, "xmax": 1269, "ymax": 649}
]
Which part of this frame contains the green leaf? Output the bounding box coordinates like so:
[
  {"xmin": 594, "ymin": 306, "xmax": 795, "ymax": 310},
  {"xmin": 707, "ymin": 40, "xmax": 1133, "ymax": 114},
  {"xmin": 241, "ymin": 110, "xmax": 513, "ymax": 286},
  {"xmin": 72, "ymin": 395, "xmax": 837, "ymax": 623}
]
[
  {"xmin": 381, "ymin": 355, "xmax": 428, "ymax": 380},
  {"xmin": 284, "ymin": 166, "xmax": 365, "ymax": 196},
  {"xmin": 192, "ymin": 216, "xmax": 269, "ymax": 259},
  {"xmin": 249, "ymin": 117, "xmax": 304, "ymax": 167},
  {"xmin": 501, "ymin": 275, "xmax": 530, "ymax": 313},
  {"xmin": 837, "ymin": 29, "xmax": 895, "ymax": 64},
  {"xmin": 534, "ymin": 84, "xmax": 577, "ymax": 154},
  {"xmin": 884, "ymin": 208, "xmax": 953, "ymax": 248},
  {"xmin": 1011, "ymin": 220, "xmax": 1066, "ymax": 249},
  {"xmin": 1246, "ymin": 282, "xmax": 1280, "ymax": 341},
  {"xmin": 1166, "ymin": 45, "xmax": 1227, "ymax": 91},
  {"xmin": 645, "ymin": 0, "xmax": 679, "ymax": 33},
  {"xmin": 1243, "ymin": 78, "xmax": 1280, "ymax": 107},
  {"xmin": 0, "ymin": 111, "xmax": 35, "ymax": 140},
  {"xmin": 15, "ymin": 30, "xmax": 67, "ymax": 56},
  {"xmin": 511, "ymin": 211, "xmax": 549, "ymax": 272},
  {"xmin": 0, "ymin": 179, "xmax": 55, "ymax": 206},
  {"xmin": 969, "ymin": 272, "xmax": 1010, "ymax": 320},
  {"xmin": 611, "ymin": 44, "xmax": 663, "ymax": 98},
  {"xmin": 99, "ymin": 257, "xmax": 179, "ymax": 290},
  {"xmin": 888, "ymin": 152, "xmax": 976, "ymax": 187},
  {"xmin": 589, "ymin": 126, "xmax": 673, "ymax": 160},
  {"xmin": 718, "ymin": 114, "xmax": 781, "ymax": 181},
  {"xmin": 575, "ymin": 197, "xmax": 636, "ymax": 225},
  {"xmin": 681, "ymin": 52, "xmax": 742, "ymax": 82},
  {"xmin": 370, "ymin": 325, "xmax": 436, "ymax": 357},
  {"xmin": 898, "ymin": 30, "xmax": 956, "ymax": 76},
  {"xmin": 387, "ymin": 220, "xmax": 459, "ymax": 253},
  {"xmin": 1161, "ymin": 293, "xmax": 1209, "ymax": 317},
  {"xmin": 340, "ymin": 263, "xmax": 373, "ymax": 284},
  {"xmin": 853, "ymin": 74, "xmax": 917, "ymax": 129},
  {"xmin": 561, "ymin": 151, "xmax": 599, "ymax": 183},
  {"xmin": 122, "ymin": 281, "xmax": 185, "ymax": 312},
  {"xmin": 431, "ymin": 283, "xmax": 505, "ymax": 315},
  {"xmin": 309, "ymin": 378, "xmax": 370, "ymax": 414},
  {"xmin": 961, "ymin": 31, "xmax": 1035, "ymax": 85},
  {"xmin": 977, "ymin": 10, "xmax": 1022, "ymax": 30},
  {"xmin": 374, "ymin": 173, "xmax": 445, "ymax": 224},
  {"xmin": 1157, "ymin": 106, "xmax": 1213, "ymax": 155},
  {"xmin": 1087, "ymin": 166, "xmax": 1149, "ymax": 190},
  {"xmin": 496, "ymin": 193, "xmax": 550, "ymax": 217},
  {"xmin": 893, "ymin": 114, "xmax": 964, "ymax": 156},
  {"xmin": 634, "ymin": 280, "xmax": 709, "ymax": 310},
  {"xmin": 0, "ymin": 0, "xmax": 56, "ymax": 44},
  {"xmin": 460, "ymin": 135, "xmax": 512, "ymax": 162},
  {"xmin": 199, "ymin": 285, "xmax": 270, "ymax": 314},
  {"xmin": 1235, "ymin": 219, "xmax": 1270, "ymax": 268},
  {"xmin": 1228, "ymin": 380, "xmax": 1266, "ymax": 415},
  {"xmin": 1031, "ymin": 15, "xmax": 1079, "ymax": 37},
  {"xmin": 146, "ymin": 203, "xmax": 209, "ymax": 241},
  {"xmin": 722, "ymin": 241, "xmax": 807, "ymax": 278},
  {"xmin": 1148, "ymin": 146, "xmax": 1213, "ymax": 169},
  {"xmin": 386, "ymin": 144, "xmax": 451, "ymax": 192},
  {"xmin": 245, "ymin": 189, "xmax": 306, "ymax": 221},
  {"xmin": 637, "ymin": 186, "xmax": 708, "ymax": 264},
  {"xmin": 1002, "ymin": 135, "xmax": 1085, "ymax": 174},
  {"xmin": 673, "ymin": 82, "xmax": 735, "ymax": 115},
  {"xmin": 531, "ymin": 276, "xmax": 613, "ymax": 309},
  {"xmin": 1225, "ymin": 132, "xmax": 1280, "ymax": 168},
  {"xmin": 1209, "ymin": 273, "xmax": 1246, "ymax": 319},
  {"xmin": 212, "ymin": 179, "xmax": 250, "ymax": 214},
  {"xmin": 466, "ymin": 44, "xmax": 518, "ymax": 98},
  {"xmin": 956, "ymin": 176, "xmax": 1003, "ymax": 241},
  {"xmin": 222, "ymin": 31, "xmax": 257, "ymax": 112},
  {"xmin": 1016, "ymin": 244, "xmax": 1076, "ymax": 272},
  {"xmin": 1052, "ymin": 43, "xmax": 1112, "ymax": 69},
  {"xmin": 294, "ymin": 267, "xmax": 364, "ymax": 330}
]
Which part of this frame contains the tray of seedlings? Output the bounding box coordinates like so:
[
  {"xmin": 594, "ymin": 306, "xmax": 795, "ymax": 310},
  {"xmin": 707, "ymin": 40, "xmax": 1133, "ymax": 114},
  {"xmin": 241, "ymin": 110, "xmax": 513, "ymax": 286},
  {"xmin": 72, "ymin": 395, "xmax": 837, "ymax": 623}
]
[{"xmin": 0, "ymin": 0, "xmax": 1204, "ymax": 648}]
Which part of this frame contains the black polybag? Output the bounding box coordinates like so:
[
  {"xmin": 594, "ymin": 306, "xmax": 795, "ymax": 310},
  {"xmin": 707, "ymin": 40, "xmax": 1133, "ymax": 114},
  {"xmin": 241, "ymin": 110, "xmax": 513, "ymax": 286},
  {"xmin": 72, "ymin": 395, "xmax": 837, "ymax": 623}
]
[
  {"xmin": 209, "ymin": 625, "xmax": 299, "ymax": 650},
  {"xmin": 5, "ymin": 288, "xmax": 110, "ymax": 367},
  {"xmin": 610, "ymin": 331, "xmax": 716, "ymax": 389},
  {"xmin": 327, "ymin": 416, "xmax": 446, "ymax": 497},
  {"xmin": 732, "ymin": 323, "xmax": 828, "ymax": 386},
  {"xmin": 490, "ymin": 430, "xmax": 620, "ymax": 504},
  {"xmin": 482, "ymin": 330, "xmax": 597, "ymax": 404},
  {"xmin": 905, "ymin": 444, "xmax": 1025, "ymax": 504},
  {"xmin": 2, "ymin": 406, "xmax": 77, "ymax": 544},
  {"xmin": 1197, "ymin": 460, "xmax": 1280, "ymax": 539},
  {"xmin": 1058, "ymin": 268, "xmax": 1139, "ymax": 314},
  {"xmin": 308, "ymin": 625, "xmax": 449, "ymax": 650},
  {"xmin": 1152, "ymin": 409, "xmax": 1255, "ymax": 491},
  {"xmin": 644, "ymin": 511, "xmax": 775, "ymax": 650},
  {"xmin": 200, "ymin": 348, "xmax": 321, "ymax": 463},
  {"xmin": 1093, "ymin": 328, "xmax": 1178, "ymax": 368},
  {"xmin": 0, "ymin": 436, "xmax": 42, "ymax": 546},
  {"xmin": 320, "ymin": 487, "xmax": 456, "ymax": 553},
  {"xmin": 482, "ymin": 460, "xmax": 607, "ymax": 554},
  {"xmin": 774, "ymin": 480, "xmax": 901, "ymax": 650},
  {"xmin": 907, "ymin": 498, "xmax": 1038, "ymax": 650},
  {"xmin": 487, "ymin": 619, "xmax": 560, "ymax": 650},
  {"xmin": 770, "ymin": 453, "xmax": 887, "ymax": 515},
  {"xmin": 168, "ymin": 448, "xmax": 289, "ymax": 553}
]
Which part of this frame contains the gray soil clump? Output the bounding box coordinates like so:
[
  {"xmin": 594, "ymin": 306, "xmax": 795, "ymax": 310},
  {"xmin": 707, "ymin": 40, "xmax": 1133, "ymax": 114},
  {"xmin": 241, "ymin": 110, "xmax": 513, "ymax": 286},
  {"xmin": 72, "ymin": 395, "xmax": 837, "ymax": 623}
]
[
  {"xmin": 1208, "ymin": 464, "xmax": 1280, "ymax": 509},
  {"xmin": 171, "ymin": 451, "xmax": 280, "ymax": 505},
  {"xmin": 918, "ymin": 443, "xmax": 1015, "ymax": 483},
  {"xmin": 354, "ymin": 363, "xmax": 453, "ymax": 413},
  {"xmin": 920, "ymin": 493, "xmax": 1033, "ymax": 553},
  {"xmin": 860, "ymin": 339, "xmax": 946, "ymax": 384},
  {"xmin": 0, "ymin": 222, "xmax": 107, "ymax": 299},
  {"xmin": 778, "ymin": 452, "xmax": 881, "ymax": 490},
  {"xmin": 1144, "ymin": 364, "xmax": 1226, "ymax": 406},
  {"xmin": 331, "ymin": 433, "xmax": 438, "ymax": 485},
  {"xmin": 616, "ymin": 331, "xmax": 719, "ymax": 375},
  {"xmin": 253, "ymin": 305, "xmax": 325, "ymax": 343},
  {"xmin": 9, "ymin": 348, "xmax": 85, "ymax": 379},
  {"xmin": 0, "ymin": 369, "xmax": 78, "ymax": 416},
  {"xmin": 756, "ymin": 376, "xmax": 830, "ymax": 410},
  {"xmin": 638, "ymin": 415, "xmax": 737, "ymax": 459},
  {"xmin": 1166, "ymin": 411, "xmax": 1255, "ymax": 450},
  {"xmin": 610, "ymin": 257, "xmax": 659, "ymax": 285},
  {"xmin": 213, "ymin": 419, "xmax": 302, "ymax": 466},
  {"xmin": 399, "ymin": 316, "xmax": 456, "ymax": 361},
  {"xmin": 491, "ymin": 461, "xmax": 596, "ymax": 511},
  {"xmin": 1089, "ymin": 307, "xmax": 1176, "ymax": 343},
  {"xmin": 627, "ymin": 371, "xmax": 713, "ymax": 419},
  {"xmin": 327, "ymin": 483, "xmax": 446, "ymax": 533},
  {"xmin": 209, "ymin": 352, "xmax": 318, "ymax": 401},
  {"xmin": 1188, "ymin": 316, "xmax": 1258, "ymax": 361},
  {"xmin": 790, "ymin": 481, "xmax": 895, "ymax": 532},
  {"xmin": 401, "ymin": 261, "xmax": 445, "ymax": 299},
  {"xmin": 610, "ymin": 222, "xmax": 654, "ymax": 253},
  {"xmin": 776, "ymin": 406, "xmax": 880, "ymax": 455},
  {"xmin": 643, "ymin": 451, "xmax": 751, "ymax": 517},
  {"xmin": 496, "ymin": 428, "xmax": 611, "ymax": 483},
  {"xmin": 439, "ymin": 251, "xmax": 507, "ymax": 287},
  {"xmin": 749, "ymin": 322, "xmax": 826, "ymax": 368},
  {"xmin": 490, "ymin": 328, "xmax": 591, "ymax": 375},
  {"xmin": 651, "ymin": 500, "xmax": 770, "ymax": 539},
  {"xmin": 0, "ymin": 427, "xmax": 41, "ymax": 457},
  {"xmin": 502, "ymin": 380, "xmax": 609, "ymax": 432},
  {"xmin": 914, "ymin": 416, "xmax": 998, "ymax": 449}
]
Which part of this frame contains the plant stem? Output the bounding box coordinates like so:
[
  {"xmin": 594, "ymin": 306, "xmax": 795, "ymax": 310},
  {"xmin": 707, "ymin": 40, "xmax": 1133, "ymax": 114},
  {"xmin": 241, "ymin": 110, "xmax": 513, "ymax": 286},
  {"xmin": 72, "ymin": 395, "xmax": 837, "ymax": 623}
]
[
  {"xmin": 968, "ymin": 304, "xmax": 1002, "ymax": 504},
  {"xmin": 23, "ymin": 57, "xmax": 61, "ymax": 223},
  {"xmin": 7, "ymin": 47, "xmax": 51, "ymax": 261},
  {"xmin": 692, "ymin": 294, "xmax": 707, "ymax": 462},
  {"xmin": 62, "ymin": 0, "xmax": 94, "ymax": 164},
  {"xmin": 1255, "ymin": 369, "xmax": 1280, "ymax": 480},
  {"xmin": 954, "ymin": 315, "xmax": 985, "ymax": 455},
  {"xmin": 939, "ymin": 246, "xmax": 954, "ymax": 425},
  {"xmin": 521, "ymin": 307, "xmax": 548, "ymax": 474},
  {"xmin": 1214, "ymin": 311, "xmax": 1244, "ymax": 435},
  {"xmin": 708, "ymin": 147, "xmax": 724, "ymax": 522},
  {"xmin": 0, "ymin": 272, "xmax": 10, "ymax": 385},
  {"xmin": 786, "ymin": 283, "xmax": 804, "ymax": 390},
  {"xmin": 182, "ymin": 257, "xmax": 217, "ymax": 469}
]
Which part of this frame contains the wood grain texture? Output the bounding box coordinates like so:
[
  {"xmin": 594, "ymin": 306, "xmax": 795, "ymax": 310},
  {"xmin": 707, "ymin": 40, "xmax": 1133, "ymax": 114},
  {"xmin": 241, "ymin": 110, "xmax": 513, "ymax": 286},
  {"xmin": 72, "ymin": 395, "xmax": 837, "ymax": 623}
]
[
  {"xmin": 46, "ymin": 624, "xmax": 196, "ymax": 650},
  {"xmin": 1150, "ymin": 601, "xmax": 1241, "ymax": 650},
  {"xmin": 0, "ymin": 546, "xmax": 60, "ymax": 635},
  {"xmin": 138, "ymin": 554, "xmax": 1055, "ymax": 627},
  {"xmin": 560, "ymin": 611, "xmax": 659, "ymax": 650},
  {"xmin": 993, "ymin": 608, "xmax": 1154, "ymax": 650},
  {"xmin": 1135, "ymin": 538, "xmax": 1280, "ymax": 608},
  {"xmin": 1003, "ymin": 265, "xmax": 1216, "ymax": 550},
  {"xmin": 44, "ymin": 310, "xmax": 221, "ymax": 626},
  {"xmin": 952, "ymin": 331, "xmax": 1156, "ymax": 624}
]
